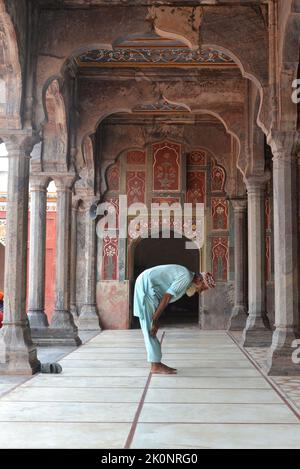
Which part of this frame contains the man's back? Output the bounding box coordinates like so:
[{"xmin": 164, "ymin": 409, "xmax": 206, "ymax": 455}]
[{"xmin": 134, "ymin": 264, "xmax": 194, "ymax": 319}]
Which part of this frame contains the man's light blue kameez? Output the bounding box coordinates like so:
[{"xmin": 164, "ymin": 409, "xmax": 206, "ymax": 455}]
[{"xmin": 133, "ymin": 265, "xmax": 194, "ymax": 363}]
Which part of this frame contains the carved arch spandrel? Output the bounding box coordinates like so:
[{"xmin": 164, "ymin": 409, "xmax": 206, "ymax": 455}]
[
  {"xmin": 0, "ymin": 0, "xmax": 22, "ymax": 129},
  {"xmin": 75, "ymin": 134, "xmax": 96, "ymax": 197},
  {"xmin": 42, "ymin": 78, "xmax": 68, "ymax": 173},
  {"xmin": 278, "ymin": 4, "xmax": 300, "ymax": 133}
]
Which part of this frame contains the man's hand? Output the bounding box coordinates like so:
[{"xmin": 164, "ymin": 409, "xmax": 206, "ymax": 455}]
[{"xmin": 150, "ymin": 320, "xmax": 159, "ymax": 338}]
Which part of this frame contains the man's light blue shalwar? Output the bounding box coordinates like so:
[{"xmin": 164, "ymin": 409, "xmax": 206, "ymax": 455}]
[{"xmin": 133, "ymin": 264, "xmax": 194, "ymax": 363}]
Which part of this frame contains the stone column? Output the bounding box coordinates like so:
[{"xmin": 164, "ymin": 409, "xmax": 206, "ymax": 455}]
[
  {"xmin": 267, "ymin": 132, "xmax": 300, "ymax": 375},
  {"xmin": 78, "ymin": 198, "xmax": 101, "ymax": 331},
  {"xmin": 0, "ymin": 136, "xmax": 40, "ymax": 375},
  {"xmin": 28, "ymin": 175, "xmax": 50, "ymax": 331},
  {"xmin": 242, "ymin": 176, "xmax": 272, "ymax": 347},
  {"xmin": 228, "ymin": 198, "xmax": 248, "ymax": 330},
  {"xmin": 70, "ymin": 198, "xmax": 79, "ymax": 322},
  {"xmin": 50, "ymin": 176, "xmax": 81, "ymax": 346}
]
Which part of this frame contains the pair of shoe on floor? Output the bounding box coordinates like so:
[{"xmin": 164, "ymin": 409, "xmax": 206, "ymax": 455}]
[{"xmin": 40, "ymin": 362, "xmax": 62, "ymax": 374}]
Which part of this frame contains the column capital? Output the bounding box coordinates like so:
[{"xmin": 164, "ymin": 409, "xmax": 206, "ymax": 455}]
[
  {"xmin": 29, "ymin": 174, "xmax": 51, "ymax": 191},
  {"xmin": 2, "ymin": 131, "xmax": 41, "ymax": 158},
  {"xmin": 244, "ymin": 173, "xmax": 270, "ymax": 193},
  {"xmin": 267, "ymin": 130, "xmax": 299, "ymax": 162},
  {"xmin": 231, "ymin": 197, "xmax": 247, "ymax": 213},
  {"xmin": 53, "ymin": 173, "xmax": 77, "ymax": 191}
]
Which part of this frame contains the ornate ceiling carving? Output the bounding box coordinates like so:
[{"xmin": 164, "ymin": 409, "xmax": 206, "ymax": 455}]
[
  {"xmin": 75, "ymin": 47, "xmax": 236, "ymax": 69},
  {"xmin": 38, "ymin": 0, "xmax": 266, "ymax": 5},
  {"xmin": 132, "ymin": 94, "xmax": 191, "ymax": 114}
]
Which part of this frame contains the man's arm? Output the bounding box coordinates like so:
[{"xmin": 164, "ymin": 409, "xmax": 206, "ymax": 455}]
[{"xmin": 150, "ymin": 293, "xmax": 173, "ymax": 337}]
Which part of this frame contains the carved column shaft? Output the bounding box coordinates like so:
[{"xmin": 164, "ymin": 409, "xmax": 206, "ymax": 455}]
[
  {"xmin": 70, "ymin": 199, "xmax": 79, "ymax": 320},
  {"xmin": 78, "ymin": 198, "xmax": 101, "ymax": 331},
  {"xmin": 55, "ymin": 182, "xmax": 71, "ymax": 313},
  {"xmin": 267, "ymin": 133, "xmax": 300, "ymax": 375},
  {"xmin": 84, "ymin": 214, "xmax": 96, "ymax": 306},
  {"xmin": 273, "ymin": 157, "xmax": 299, "ymax": 330},
  {"xmin": 228, "ymin": 198, "xmax": 248, "ymax": 330},
  {"xmin": 0, "ymin": 137, "xmax": 40, "ymax": 375},
  {"xmin": 28, "ymin": 175, "xmax": 50, "ymax": 329},
  {"xmin": 242, "ymin": 176, "xmax": 272, "ymax": 347},
  {"xmin": 50, "ymin": 176, "xmax": 81, "ymax": 346}
]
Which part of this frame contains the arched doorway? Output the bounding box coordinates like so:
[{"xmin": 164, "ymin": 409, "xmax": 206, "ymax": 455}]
[{"xmin": 131, "ymin": 234, "xmax": 201, "ymax": 328}]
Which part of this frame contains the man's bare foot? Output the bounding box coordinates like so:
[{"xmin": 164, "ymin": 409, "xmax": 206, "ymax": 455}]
[{"xmin": 151, "ymin": 362, "xmax": 177, "ymax": 375}]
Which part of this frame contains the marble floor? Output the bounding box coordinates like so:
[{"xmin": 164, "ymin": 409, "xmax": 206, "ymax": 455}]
[
  {"xmin": 230, "ymin": 331, "xmax": 300, "ymax": 415},
  {"xmin": 0, "ymin": 328, "xmax": 300, "ymax": 449},
  {"xmin": 0, "ymin": 331, "xmax": 98, "ymax": 399}
]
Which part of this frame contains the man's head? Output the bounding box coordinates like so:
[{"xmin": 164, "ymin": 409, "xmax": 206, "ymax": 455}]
[{"xmin": 186, "ymin": 272, "xmax": 216, "ymax": 297}]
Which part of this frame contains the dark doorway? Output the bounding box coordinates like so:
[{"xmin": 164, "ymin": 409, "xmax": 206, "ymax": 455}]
[{"xmin": 131, "ymin": 234, "xmax": 200, "ymax": 328}]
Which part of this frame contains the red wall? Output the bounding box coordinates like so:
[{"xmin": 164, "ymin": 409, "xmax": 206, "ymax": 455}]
[
  {"xmin": 45, "ymin": 211, "xmax": 56, "ymax": 321},
  {"xmin": 1, "ymin": 208, "xmax": 56, "ymax": 322},
  {"xmin": 0, "ymin": 210, "xmax": 6, "ymax": 293}
]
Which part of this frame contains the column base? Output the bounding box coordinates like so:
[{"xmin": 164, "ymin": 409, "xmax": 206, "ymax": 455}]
[
  {"xmin": 48, "ymin": 310, "xmax": 82, "ymax": 346},
  {"xmin": 31, "ymin": 327, "xmax": 82, "ymax": 347},
  {"xmin": 228, "ymin": 305, "xmax": 248, "ymax": 331},
  {"xmin": 78, "ymin": 305, "xmax": 101, "ymax": 331},
  {"xmin": 28, "ymin": 310, "xmax": 49, "ymax": 329},
  {"xmin": 0, "ymin": 323, "xmax": 41, "ymax": 375},
  {"xmin": 266, "ymin": 327, "xmax": 300, "ymax": 376},
  {"xmin": 70, "ymin": 304, "xmax": 78, "ymax": 322},
  {"xmin": 242, "ymin": 314, "xmax": 273, "ymax": 347},
  {"xmin": 51, "ymin": 309, "xmax": 78, "ymax": 329}
]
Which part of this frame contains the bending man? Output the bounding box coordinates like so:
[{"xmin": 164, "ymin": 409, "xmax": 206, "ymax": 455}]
[{"xmin": 133, "ymin": 264, "xmax": 216, "ymax": 375}]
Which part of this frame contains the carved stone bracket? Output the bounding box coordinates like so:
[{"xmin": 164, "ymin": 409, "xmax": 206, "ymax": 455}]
[{"xmin": 267, "ymin": 130, "xmax": 299, "ymax": 162}]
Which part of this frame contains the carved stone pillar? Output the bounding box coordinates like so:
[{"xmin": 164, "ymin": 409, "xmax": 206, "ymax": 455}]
[
  {"xmin": 267, "ymin": 132, "xmax": 300, "ymax": 375},
  {"xmin": 228, "ymin": 198, "xmax": 248, "ymax": 330},
  {"xmin": 70, "ymin": 197, "xmax": 79, "ymax": 322},
  {"xmin": 242, "ymin": 176, "xmax": 272, "ymax": 347},
  {"xmin": 50, "ymin": 176, "xmax": 81, "ymax": 346},
  {"xmin": 28, "ymin": 175, "xmax": 50, "ymax": 331},
  {"xmin": 78, "ymin": 197, "xmax": 101, "ymax": 331},
  {"xmin": 0, "ymin": 136, "xmax": 40, "ymax": 375}
]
